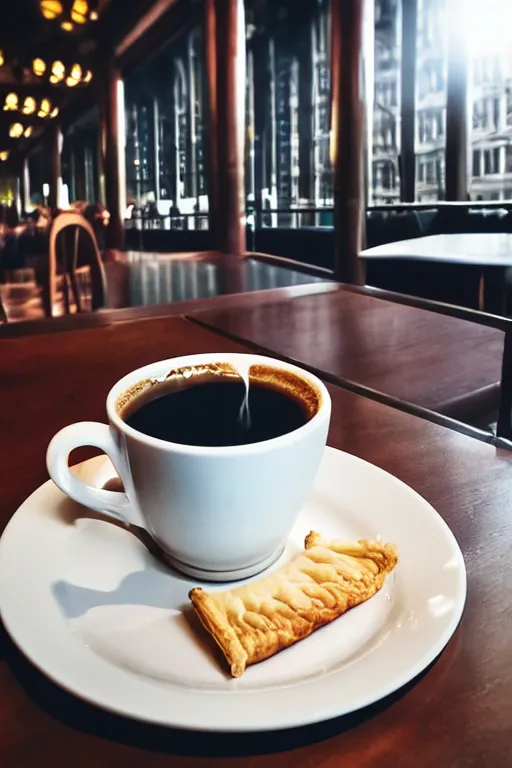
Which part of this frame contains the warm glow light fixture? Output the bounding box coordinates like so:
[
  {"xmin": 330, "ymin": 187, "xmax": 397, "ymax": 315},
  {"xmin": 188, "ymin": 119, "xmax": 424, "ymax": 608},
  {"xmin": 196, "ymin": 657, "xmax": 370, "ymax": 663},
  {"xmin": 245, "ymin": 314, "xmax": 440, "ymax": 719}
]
[
  {"xmin": 33, "ymin": 57, "xmax": 92, "ymax": 87},
  {"xmin": 4, "ymin": 93, "xmax": 18, "ymax": 111},
  {"xmin": 39, "ymin": 0, "xmax": 99, "ymax": 29},
  {"xmin": 33, "ymin": 58, "xmax": 46, "ymax": 76},
  {"xmin": 0, "ymin": 152, "xmax": 9, "ymax": 162},
  {"xmin": 22, "ymin": 97, "xmax": 36, "ymax": 116},
  {"xmin": 51, "ymin": 60, "xmax": 65, "ymax": 82},
  {"xmin": 66, "ymin": 62, "xmax": 81, "ymax": 86},
  {"xmin": 9, "ymin": 123, "xmax": 24, "ymax": 139},
  {"xmin": 40, "ymin": 0, "xmax": 63, "ymax": 19},
  {"xmin": 71, "ymin": 0, "xmax": 88, "ymax": 24},
  {"xmin": 23, "ymin": 126, "xmax": 33, "ymax": 138},
  {"xmin": 0, "ymin": 51, "xmax": 4, "ymax": 68},
  {"xmin": 38, "ymin": 98, "xmax": 51, "ymax": 118},
  {"xmin": 3, "ymin": 94, "xmax": 58, "ymax": 119}
]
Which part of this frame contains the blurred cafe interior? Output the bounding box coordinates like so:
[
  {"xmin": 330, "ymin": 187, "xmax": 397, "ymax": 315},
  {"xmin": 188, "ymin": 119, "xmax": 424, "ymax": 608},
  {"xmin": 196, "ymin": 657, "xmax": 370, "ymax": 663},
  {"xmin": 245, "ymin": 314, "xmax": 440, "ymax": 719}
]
[
  {"xmin": 7, "ymin": 0, "xmax": 512, "ymax": 319},
  {"xmin": 1, "ymin": 2, "xmax": 512, "ymax": 765},
  {"xmin": 2, "ymin": 0, "xmax": 512, "ymax": 315}
]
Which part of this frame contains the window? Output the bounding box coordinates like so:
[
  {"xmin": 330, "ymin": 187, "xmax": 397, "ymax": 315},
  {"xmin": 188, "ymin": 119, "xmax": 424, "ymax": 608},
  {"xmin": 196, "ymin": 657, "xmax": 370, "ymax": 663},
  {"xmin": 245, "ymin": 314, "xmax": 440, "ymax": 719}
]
[
  {"xmin": 415, "ymin": 0, "xmax": 448, "ymax": 201},
  {"xmin": 425, "ymin": 160, "xmax": 435, "ymax": 184},
  {"xmin": 371, "ymin": 0, "xmax": 512, "ymax": 205},
  {"xmin": 469, "ymin": 0, "xmax": 512, "ymax": 200},
  {"xmin": 484, "ymin": 150, "xmax": 491, "ymax": 175},
  {"xmin": 371, "ymin": 0, "xmax": 401, "ymax": 204},
  {"xmin": 62, "ymin": 108, "xmax": 100, "ymax": 204},
  {"xmin": 472, "ymin": 149, "xmax": 480, "ymax": 177},
  {"xmin": 245, "ymin": 0, "xmax": 332, "ymax": 228},
  {"xmin": 493, "ymin": 147, "xmax": 500, "ymax": 173},
  {"xmin": 124, "ymin": 22, "xmax": 208, "ymax": 224},
  {"xmin": 492, "ymin": 98, "xmax": 500, "ymax": 132}
]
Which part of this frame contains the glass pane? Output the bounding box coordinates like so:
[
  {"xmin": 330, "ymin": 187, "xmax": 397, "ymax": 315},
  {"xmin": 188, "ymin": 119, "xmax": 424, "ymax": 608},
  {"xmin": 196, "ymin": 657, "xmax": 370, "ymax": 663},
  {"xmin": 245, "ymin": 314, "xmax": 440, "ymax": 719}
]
[
  {"xmin": 62, "ymin": 108, "xmax": 100, "ymax": 205},
  {"xmin": 27, "ymin": 146, "xmax": 46, "ymax": 206},
  {"xmin": 468, "ymin": 0, "xmax": 512, "ymax": 201},
  {"xmin": 124, "ymin": 21, "xmax": 209, "ymax": 230},
  {"xmin": 415, "ymin": 0, "xmax": 448, "ymax": 202},
  {"xmin": 246, "ymin": 0, "xmax": 333, "ymax": 231},
  {"xmin": 372, "ymin": 0, "xmax": 401, "ymax": 205}
]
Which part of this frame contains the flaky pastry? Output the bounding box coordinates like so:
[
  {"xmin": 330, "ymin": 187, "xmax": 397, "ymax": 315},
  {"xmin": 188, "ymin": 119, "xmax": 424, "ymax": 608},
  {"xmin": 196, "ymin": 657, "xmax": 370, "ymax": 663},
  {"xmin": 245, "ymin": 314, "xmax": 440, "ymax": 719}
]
[{"xmin": 189, "ymin": 531, "xmax": 398, "ymax": 677}]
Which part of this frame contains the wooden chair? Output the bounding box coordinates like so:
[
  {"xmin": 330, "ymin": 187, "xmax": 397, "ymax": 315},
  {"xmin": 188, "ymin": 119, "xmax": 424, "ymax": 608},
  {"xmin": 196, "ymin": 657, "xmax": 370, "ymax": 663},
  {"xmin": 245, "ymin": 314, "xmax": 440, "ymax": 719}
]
[{"xmin": 46, "ymin": 212, "xmax": 107, "ymax": 317}]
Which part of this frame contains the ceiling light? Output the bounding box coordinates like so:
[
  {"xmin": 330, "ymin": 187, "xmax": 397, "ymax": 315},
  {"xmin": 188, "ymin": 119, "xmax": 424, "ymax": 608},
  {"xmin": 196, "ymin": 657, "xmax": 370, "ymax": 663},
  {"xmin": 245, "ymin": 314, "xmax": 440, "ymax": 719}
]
[
  {"xmin": 51, "ymin": 60, "xmax": 65, "ymax": 82},
  {"xmin": 50, "ymin": 107, "xmax": 59, "ymax": 118},
  {"xmin": 40, "ymin": 0, "xmax": 98, "ymax": 30},
  {"xmin": 9, "ymin": 123, "xmax": 24, "ymax": 139},
  {"xmin": 4, "ymin": 93, "xmax": 18, "ymax": 111},
  {"xmin": 38, "ymin": 98, "xmax": 51, "ymax": 118},
  {"xmin": 40, "ymin": 0, "xmax": 63, "ymax": 19},
  {"xmin": 0, "ymin": 151, "xmax": 9, "ymax": 162},
  {"xmin": 0, "ymin": 51, "xmax": 4, "ymax": 68},
  {"xmin": 24, "ymin": 126, "xmax": 33, "ymax": 138},
  {"xmin": 22, "ymin": 97, "xmax": 36, "ymax": 115},
  {"xmin": 71, "ymin": 0, "xmax": 88, "ymax": 24},
  {"xmin": 31, "ymin": 58, "xmax": 93, "ymax": 87},
  {"xmin": 33, "ymin": 58, "xmax": 46, "ymax": 76}
]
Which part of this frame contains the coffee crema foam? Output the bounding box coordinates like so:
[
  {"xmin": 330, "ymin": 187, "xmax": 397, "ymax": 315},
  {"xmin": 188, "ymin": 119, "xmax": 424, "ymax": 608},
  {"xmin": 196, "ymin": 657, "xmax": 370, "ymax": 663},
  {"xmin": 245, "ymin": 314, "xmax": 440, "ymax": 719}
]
[{"xmin": 116, "ymin": 361, "xmax": 322, "ymax": 424}]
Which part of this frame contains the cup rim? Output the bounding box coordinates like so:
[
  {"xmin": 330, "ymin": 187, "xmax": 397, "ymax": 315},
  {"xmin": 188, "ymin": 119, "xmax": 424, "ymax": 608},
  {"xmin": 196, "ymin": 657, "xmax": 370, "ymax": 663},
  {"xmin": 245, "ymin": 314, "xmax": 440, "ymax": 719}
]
[{"xmin": 106, "ymin": 352, "xmax": 331, "ymax": 456}]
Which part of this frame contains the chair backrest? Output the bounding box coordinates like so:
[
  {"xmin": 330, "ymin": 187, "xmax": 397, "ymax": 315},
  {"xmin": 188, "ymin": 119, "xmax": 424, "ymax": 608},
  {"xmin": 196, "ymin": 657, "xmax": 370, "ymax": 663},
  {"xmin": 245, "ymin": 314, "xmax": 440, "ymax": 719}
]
[{"xmin": 48, "ymin": 212, "xmax": 107, "ymax": 314}]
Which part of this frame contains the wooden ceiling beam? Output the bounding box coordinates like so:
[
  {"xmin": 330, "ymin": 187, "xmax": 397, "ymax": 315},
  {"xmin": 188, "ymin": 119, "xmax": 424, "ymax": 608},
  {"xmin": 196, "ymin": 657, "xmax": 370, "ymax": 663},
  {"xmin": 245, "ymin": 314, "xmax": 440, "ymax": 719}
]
[{"xmin": 115, "ymin": 0, "xmax": 178, "ymax": 58}]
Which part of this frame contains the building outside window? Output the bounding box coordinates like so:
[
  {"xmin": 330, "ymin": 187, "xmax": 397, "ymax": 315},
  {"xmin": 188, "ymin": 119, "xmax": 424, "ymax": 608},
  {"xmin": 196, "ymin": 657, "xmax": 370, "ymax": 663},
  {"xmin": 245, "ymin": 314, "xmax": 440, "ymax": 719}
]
[
  {"xmin": 372, "ymin": 0, "xmax": 401, "ymax": 204},
  {"xmin": 124, "ymin": 22, "xmax": 208, "ymax": 227},
  {"xmin": 371, "ymin": 0, "xmax": 512, "ymax": 205},
  {"xmin": 415, "ymin": 0, "xmax": 447, "ymax": 202},
  {"xmin": 61, "ymin": 108, "xmax": 100, "ymax": 205},
  {"xmin": 246, "ymin": 0, "xmax": 333, "ymax": 228},
  {"xmin": 468, "ymin": 0, "xmax": 512, "ymax": 201}
]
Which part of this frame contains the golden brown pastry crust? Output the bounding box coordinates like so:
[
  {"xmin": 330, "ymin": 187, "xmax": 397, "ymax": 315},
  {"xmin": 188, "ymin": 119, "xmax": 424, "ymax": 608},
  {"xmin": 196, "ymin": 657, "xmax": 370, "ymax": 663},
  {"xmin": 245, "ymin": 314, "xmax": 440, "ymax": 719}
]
[{"xmin": 189, "ymin": 532, "xmax": 398, "ymax": 677}]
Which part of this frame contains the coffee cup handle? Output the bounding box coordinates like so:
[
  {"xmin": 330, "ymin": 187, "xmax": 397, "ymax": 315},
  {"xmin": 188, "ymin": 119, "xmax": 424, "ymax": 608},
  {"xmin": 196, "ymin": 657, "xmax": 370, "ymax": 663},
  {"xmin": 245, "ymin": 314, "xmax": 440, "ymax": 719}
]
[{"xmin": 46, "ymin": 422, "xmax": 146, "ymax": 529}]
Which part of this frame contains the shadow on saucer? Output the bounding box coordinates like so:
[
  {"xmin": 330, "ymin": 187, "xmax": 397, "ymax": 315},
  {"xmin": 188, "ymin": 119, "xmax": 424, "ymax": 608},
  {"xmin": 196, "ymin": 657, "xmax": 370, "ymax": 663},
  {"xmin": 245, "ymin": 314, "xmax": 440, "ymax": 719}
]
[
  {"xmin": 53, "ymin": 476, "xmax": 172, "ymax": 569},
  {"xmin": 1, "ymin": 623, "xmax": 458, "ymax": 758}
]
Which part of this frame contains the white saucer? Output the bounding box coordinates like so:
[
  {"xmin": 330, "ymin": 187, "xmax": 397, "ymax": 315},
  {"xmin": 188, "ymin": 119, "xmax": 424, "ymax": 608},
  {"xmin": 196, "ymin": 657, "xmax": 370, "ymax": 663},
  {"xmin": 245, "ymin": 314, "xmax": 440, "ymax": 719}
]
[{"xmin": 0, "ymin": 447, "xmax": 466, "ymax": 732}]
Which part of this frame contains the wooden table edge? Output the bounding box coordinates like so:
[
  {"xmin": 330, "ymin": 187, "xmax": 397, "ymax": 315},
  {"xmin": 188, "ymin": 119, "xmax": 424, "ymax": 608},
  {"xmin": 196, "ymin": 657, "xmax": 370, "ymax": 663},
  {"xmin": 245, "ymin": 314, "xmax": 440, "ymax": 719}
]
[
  {"xmin": 0, "ymin": 282, "xmax": 338, "ymax": 339},
  {"xmin": 185, "ymin": 314, "xmax": 499, "ymax": 448}
]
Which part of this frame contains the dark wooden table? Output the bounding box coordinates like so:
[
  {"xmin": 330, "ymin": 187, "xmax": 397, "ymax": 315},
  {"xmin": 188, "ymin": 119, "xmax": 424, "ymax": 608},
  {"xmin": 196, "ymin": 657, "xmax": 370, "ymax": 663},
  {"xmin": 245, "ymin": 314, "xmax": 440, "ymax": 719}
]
[
  {"xmin": 0, "ymin": 281, "xmax": 338, "ymax": 338},
  {"xmin": 189, "ymin": 285, "xmax": 504, "ymax": 419},
  {"xmin": 1, "ymin": 313, "xmax": 511, "ymax": 766}
]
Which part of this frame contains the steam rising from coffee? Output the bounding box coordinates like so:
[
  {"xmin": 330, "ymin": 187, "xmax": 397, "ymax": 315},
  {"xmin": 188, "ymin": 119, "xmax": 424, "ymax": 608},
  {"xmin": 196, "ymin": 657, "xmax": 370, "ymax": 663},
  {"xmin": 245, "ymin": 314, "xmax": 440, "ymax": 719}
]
[{"xmin": 235, "ymin": 361, "xmax": 252, "ymax": 429}]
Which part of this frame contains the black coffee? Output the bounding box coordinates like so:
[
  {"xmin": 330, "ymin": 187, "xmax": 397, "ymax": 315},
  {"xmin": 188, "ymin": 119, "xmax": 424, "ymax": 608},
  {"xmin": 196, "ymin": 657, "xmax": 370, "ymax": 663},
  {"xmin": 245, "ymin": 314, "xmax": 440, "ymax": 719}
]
[{"xmin": 123, "ymin": 377, "xmax": 310, "ymax": 447}]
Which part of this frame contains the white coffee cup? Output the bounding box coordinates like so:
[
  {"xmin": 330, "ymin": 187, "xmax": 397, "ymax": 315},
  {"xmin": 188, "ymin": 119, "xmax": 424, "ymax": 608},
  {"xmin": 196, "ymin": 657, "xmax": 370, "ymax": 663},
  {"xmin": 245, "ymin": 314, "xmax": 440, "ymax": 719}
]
[{"xmin": 46, "ymin": 353, "xmax": 331, "ymax": 581}]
